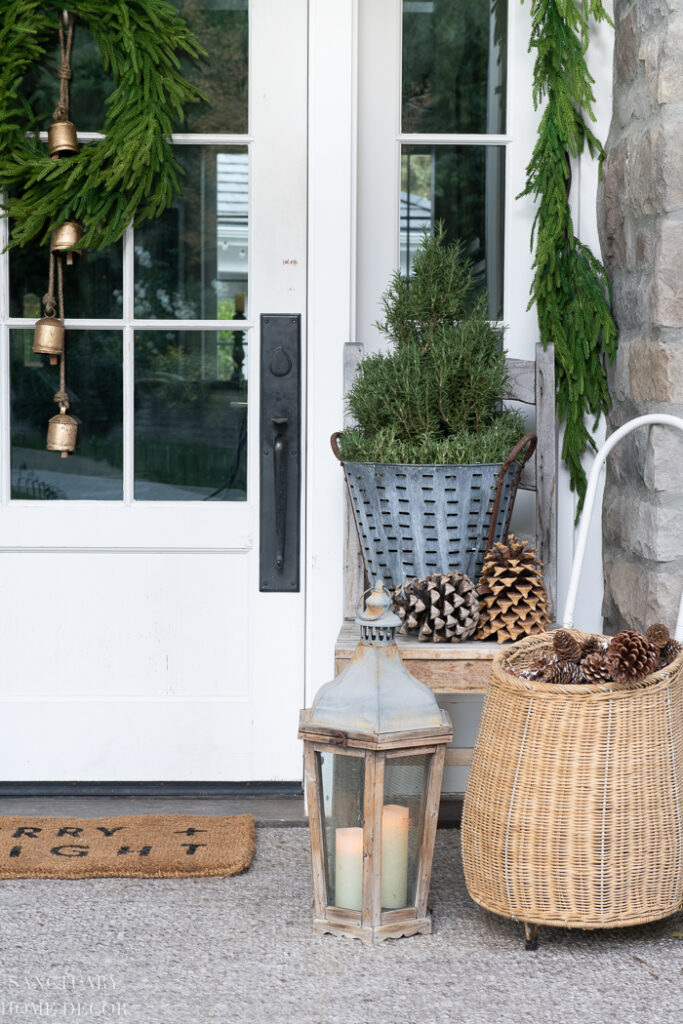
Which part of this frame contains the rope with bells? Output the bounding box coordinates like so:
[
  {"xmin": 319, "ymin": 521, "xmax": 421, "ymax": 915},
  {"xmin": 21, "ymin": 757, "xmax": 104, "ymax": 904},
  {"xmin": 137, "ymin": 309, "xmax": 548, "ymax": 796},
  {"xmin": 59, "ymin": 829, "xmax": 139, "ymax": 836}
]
[{"xmin": 32, "ymin": 10, "xmax": 80, "ymax": 458}]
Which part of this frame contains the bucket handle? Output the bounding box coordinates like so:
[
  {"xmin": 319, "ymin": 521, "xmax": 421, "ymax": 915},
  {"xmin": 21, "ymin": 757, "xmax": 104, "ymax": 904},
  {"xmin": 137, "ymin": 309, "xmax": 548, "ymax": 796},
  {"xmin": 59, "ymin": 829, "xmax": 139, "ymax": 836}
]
[
  {"xmin": 562, "ymin": 414, "xmax": 683, "ymax": 641},
  {"xmin": 330, "ymin": 431, "xmax": 343, "ymax": 461},
  {"xmin": 485, "ymin": 433, "xmax": 537, "ymax": 555}
]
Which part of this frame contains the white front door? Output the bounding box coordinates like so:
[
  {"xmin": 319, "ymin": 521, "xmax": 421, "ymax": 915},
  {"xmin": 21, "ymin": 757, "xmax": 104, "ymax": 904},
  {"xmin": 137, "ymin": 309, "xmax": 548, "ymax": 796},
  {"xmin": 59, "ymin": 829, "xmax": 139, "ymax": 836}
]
[{"xmin": 0, "ymin": 1, "xmax": 307, "ymax": 782}]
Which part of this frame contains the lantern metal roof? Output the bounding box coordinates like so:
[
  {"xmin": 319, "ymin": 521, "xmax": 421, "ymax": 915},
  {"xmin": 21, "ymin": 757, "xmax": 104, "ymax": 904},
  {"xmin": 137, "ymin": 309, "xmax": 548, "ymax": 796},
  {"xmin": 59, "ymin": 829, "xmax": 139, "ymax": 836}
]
[{"xmin": 301, "ymin": 582, "xmax": 451, "ymax": 741}]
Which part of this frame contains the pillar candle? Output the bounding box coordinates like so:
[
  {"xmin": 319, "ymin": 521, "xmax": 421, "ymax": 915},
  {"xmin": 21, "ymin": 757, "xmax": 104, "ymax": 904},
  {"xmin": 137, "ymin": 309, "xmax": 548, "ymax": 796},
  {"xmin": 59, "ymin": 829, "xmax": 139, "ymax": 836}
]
[
  {"xmin": 335, "ymin": 826, "xmax": 363, "ymax": 911},
  {"xmin": 381, "ymin": 804, "xmax": 410, "ymax": 908}
]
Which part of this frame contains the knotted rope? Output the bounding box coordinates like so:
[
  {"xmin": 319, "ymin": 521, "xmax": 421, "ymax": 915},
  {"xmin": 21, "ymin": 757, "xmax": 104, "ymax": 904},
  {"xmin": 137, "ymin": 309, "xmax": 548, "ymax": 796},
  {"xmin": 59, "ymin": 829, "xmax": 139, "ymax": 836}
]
[{"xmin": 52, "ymin": 11, "xmax": 75, "ymax": 124}]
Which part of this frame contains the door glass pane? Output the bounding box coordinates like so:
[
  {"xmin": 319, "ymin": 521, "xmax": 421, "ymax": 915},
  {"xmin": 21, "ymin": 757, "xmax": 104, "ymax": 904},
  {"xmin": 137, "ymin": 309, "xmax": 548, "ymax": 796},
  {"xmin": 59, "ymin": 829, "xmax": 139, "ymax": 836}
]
[
  {"xmin": 401, "ymin": 144, "xmax": 505, "ymax": 319},
  {"xmin": 11, "ymin": 330, "xmax": 123, "ymax": 500},
  {"xmin": 317, "ymin": 751, "xmax": 365, "ymax": 912},
  {"xmin": 134, "ymin": 147, "xmax": 248, "ymax": 320},
  {"xmin": 134, "ymin": 329, "xmax": 247, "ymax": 501},
  {"xmin": 402, "ymin": 0, "xmax": 507, "ymax": 135},
  {"xmin": 9, "ymin": 243, "xmax": 123, "ymax": 320},
  {"xmin": 172, "ymin": 0, "xmax": 249, "ymax": 134},
  {"xmin": 382, "ymin": 753, "xmax": 430, "ymax": 911}
]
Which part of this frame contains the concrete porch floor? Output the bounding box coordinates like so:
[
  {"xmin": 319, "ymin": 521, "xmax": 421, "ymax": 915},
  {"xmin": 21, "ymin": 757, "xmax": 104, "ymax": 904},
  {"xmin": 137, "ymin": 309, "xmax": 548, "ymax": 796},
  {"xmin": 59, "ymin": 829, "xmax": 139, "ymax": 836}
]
[{"xmin": 0, "ymin": 799, "xmax": 681, "ymax": 1023}]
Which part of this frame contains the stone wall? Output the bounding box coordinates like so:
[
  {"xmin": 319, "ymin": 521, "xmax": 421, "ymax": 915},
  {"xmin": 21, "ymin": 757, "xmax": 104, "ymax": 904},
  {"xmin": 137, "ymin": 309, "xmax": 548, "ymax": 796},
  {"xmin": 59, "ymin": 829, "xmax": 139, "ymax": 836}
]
[{"xmin": 598, "ymin": 0, "xmax": 683, "ymax": 634}]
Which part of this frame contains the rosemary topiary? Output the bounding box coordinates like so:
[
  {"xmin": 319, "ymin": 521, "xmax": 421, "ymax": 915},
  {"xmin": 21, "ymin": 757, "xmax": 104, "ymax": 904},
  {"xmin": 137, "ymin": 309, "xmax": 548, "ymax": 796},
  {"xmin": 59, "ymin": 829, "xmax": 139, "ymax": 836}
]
[{"xmin": 338, "ymin": 225, "xmax": 525, "ymax": 465}]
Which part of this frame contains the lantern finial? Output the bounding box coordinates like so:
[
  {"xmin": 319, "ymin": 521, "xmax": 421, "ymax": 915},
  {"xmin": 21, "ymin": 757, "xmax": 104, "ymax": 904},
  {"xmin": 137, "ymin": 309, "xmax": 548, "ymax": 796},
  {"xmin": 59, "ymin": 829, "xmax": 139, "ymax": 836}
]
[{"xmin": 356, "ymin": 580, "xmax": 400, "ymax": 645}]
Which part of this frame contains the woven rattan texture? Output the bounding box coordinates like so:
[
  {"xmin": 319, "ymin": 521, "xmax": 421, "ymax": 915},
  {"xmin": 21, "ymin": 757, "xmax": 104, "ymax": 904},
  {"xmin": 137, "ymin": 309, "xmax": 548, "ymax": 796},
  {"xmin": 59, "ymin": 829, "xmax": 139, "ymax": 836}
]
[
  {"xmin": 462, "ymin": 629, "xmax": 683, "ymax": 929},
  {"xmin": 344, "ymin": 461, "xmax": 520, "ymax": 589}
]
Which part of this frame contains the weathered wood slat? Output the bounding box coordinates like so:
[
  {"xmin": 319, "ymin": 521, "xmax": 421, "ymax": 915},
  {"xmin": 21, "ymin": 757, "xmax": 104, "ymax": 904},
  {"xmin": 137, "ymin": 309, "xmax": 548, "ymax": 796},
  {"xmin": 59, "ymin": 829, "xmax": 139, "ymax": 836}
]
[
  {"xmin": 415, "ymin": 744, "xmax": 446, "ymax": 918},
  {"xmin": 505, "ymin": 358, "xmax": 535, "ymax": 405},
  {"xmin": 445, "ymin": 748, "xmax": 474, "ymax": 767}
]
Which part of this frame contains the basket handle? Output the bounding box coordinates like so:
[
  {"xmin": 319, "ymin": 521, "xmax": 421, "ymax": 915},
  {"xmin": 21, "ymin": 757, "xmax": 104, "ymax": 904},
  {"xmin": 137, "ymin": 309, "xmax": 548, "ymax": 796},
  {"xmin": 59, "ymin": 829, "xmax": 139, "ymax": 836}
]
[
  {"xmin": 561, "ymin": 414, "xmax": 683, "ymax": 641},
  {"xmin": 484, "ymin": 433, "xmax": 537, "ymax": 555},
  {"xmin": 330, "ymin": 431, "xmax": 343, "ymax": 461}
]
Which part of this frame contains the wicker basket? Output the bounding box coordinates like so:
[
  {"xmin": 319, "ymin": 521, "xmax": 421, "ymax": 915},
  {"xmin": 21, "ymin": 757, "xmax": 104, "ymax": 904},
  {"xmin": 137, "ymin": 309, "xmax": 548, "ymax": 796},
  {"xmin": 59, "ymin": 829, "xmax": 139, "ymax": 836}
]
[{"xmin": 461, "ymin": 629, "xmax": 683, "ymax": 931}]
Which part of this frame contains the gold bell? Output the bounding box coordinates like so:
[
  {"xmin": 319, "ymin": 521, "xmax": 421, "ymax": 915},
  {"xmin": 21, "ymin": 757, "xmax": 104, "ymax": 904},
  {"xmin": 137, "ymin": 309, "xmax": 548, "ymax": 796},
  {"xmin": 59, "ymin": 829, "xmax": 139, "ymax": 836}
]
[
  {"xmin": 48, "ymin": 120, "xmax": 78, "ymax": 158},
  {"xmin": 51, "ymin": 221, "xmax": 83, "ymax": 265},
  {"xmin": 33, "ymin": 316, "xmax": 65, "ymax": 365},
  {"xmin": 47, "ymin": 406, "xmax": 79, "ymax": 459}
]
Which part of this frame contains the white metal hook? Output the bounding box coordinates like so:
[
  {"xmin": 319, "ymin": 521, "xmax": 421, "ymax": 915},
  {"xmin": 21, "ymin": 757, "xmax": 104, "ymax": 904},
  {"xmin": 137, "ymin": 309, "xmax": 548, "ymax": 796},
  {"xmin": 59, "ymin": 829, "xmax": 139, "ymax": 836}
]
[{"xmin": 562, "ymin": 414, "xmax": 683, "ymax": 641}]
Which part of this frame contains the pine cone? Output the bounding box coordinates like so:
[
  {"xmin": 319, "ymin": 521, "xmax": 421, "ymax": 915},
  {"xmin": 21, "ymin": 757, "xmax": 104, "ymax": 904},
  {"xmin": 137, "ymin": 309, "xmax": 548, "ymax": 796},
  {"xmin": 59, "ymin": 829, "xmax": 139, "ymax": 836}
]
[
  {"xmin": 552, "ymin": 630, "xmax": 583, "ymax": 663},
  {"xmin": 545, "ymin": 661, "xmax": 582, "ymax": 686},
  {"xmin": 580, "ymin": 652, "xmax": 613, "ymax": 685},
  {"xmin": 605, "ymin": 630, "xmax": 659, "ymax": 684},
  {"xmin": 476, "ymin": 535, "xmax": 550, "ymax": 644},
  {"xmin": 580, "ymin": 636, "xmax": 600, "ymax": 659},
  {"xmin": 646, "ymin": 623, "xmax": 670, "ymax": 650},
  {"xmin": 392, "ymin": 572, "xmax": 479, "ymax": 643},
  {"xmin": 660, "ymin": 639, "xmax": 683, "ymax": 667}
]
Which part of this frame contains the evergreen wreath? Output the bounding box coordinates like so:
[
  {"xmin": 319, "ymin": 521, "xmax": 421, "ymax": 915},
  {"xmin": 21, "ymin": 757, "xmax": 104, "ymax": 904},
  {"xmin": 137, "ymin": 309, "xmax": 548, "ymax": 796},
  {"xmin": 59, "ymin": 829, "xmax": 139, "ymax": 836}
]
[
  {"xmin": 0, "ymin": 0, "xmax": 206, "ymax": 251},
  {"xmin": 519, "ymin": 0, "xmax": 618, "ymax": 514}
]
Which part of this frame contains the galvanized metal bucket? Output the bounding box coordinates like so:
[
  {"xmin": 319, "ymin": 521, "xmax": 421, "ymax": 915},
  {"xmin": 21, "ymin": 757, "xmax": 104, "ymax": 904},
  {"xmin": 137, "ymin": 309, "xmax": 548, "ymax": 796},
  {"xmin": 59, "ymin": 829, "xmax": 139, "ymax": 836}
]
[{"xmin": 332, "ymin": 433, "xmax": 536, "ymax": 590}]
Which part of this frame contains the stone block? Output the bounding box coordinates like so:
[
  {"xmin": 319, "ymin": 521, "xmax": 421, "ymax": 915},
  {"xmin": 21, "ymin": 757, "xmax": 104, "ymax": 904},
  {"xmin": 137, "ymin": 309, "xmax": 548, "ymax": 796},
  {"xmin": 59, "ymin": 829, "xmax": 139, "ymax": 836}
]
[
  {"xmin": 603, "ymin": 552, "xmax": 683, "ymax": 634},
  {"xmin": 657, "ymin": 14, "xmax": 683, "ymax": 102},
  {"xmin": 600, "ymin": 141, "xmax": 631, "ymax": 267},
  {"xmin": 629, "ymin": 335, "xmax": 683, "ymax": 401},
  {"xmin": 650, "ymin": 220, "xmax": 683, "ymax": 326},
  {"xmin": 615, "ymin": 5, "xmax": 639, "ymax": 84},
  {"xmin": 644, "ymin": 424, "xmax": 683, "ymax": 490}
]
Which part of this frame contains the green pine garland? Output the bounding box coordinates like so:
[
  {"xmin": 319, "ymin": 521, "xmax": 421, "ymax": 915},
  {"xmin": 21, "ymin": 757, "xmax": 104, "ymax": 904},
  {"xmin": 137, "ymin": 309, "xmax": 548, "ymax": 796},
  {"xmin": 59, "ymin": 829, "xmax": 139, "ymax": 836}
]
[
  {"xmin": 0, "ymin": 0, "xmax": 206, "ymax": 251},
  {"xmin": 519, "ymin": 0, "xmax": 618, "ymax": 513}
]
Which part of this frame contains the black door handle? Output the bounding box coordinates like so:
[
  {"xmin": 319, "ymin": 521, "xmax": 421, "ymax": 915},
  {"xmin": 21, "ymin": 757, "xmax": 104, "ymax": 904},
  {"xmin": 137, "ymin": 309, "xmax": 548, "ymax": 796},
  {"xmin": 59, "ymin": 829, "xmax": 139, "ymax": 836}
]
[
  {"xmin": 260, "ymin": 315, "xmax": 300, "ymax": 592},
  {"xmin": 273, "ymin": 418, "xmax": 288, "ymax": 570}
]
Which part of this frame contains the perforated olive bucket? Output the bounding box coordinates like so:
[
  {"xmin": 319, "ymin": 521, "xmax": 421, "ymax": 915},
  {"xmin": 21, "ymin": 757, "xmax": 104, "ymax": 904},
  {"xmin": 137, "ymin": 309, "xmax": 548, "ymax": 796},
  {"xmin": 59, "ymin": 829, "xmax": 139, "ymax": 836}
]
[{"xmin": 333, "ymin": 433, "xmax": 536, "ymax": 590}]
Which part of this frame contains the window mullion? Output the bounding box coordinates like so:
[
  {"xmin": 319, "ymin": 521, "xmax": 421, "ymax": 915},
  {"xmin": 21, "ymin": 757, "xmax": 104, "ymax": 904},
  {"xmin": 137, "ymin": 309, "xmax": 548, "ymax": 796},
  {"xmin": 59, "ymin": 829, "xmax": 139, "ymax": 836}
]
[{"xmin": 122, "ymin": 224, "xmax": 135, "ymax": 505}]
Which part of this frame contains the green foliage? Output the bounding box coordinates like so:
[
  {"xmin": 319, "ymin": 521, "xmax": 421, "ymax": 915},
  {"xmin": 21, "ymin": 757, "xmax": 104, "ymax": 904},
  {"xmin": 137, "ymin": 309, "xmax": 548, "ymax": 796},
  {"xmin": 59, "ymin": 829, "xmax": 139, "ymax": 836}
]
[
  {"xmin": 338, "ymin": 226, "xmax": 525, "ymax": 466},
  {"xmin": 0, "ymin": 0, "xmax": 206, "ymax": 251},
  {"xmin": 519, "ymin": 0, "xmax": 618, "ymax": 512}
]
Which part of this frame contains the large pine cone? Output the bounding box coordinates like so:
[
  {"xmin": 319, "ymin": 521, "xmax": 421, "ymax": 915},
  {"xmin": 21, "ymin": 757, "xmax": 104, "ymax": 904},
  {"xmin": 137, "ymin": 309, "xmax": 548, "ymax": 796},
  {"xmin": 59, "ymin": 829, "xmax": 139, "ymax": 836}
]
[
  {"xmin": 392, "ymin": 572, "xmax": 479, "ymax": 643},
  {"xmin": 552, "ymin": 630, "xmax": 583, "ymax": 663},
  {"xmin": 476, "ymin": 535, "xmax": 550, "ymax": 644},
  {"xmin": 605, "ymin": 630, "xmax": 659, "ymax": 684}
]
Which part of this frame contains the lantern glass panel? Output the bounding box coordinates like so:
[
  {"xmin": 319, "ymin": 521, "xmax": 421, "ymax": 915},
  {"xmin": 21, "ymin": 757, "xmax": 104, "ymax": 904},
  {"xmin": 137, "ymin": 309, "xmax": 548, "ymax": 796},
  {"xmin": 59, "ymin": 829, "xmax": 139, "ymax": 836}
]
[
  {"xmin": 382, "ymin": 753, "xmax": 431, "ymax": 911},
  {"xmin": 316, "ymin": 750, "xmax": 365, "ymax": 912}
]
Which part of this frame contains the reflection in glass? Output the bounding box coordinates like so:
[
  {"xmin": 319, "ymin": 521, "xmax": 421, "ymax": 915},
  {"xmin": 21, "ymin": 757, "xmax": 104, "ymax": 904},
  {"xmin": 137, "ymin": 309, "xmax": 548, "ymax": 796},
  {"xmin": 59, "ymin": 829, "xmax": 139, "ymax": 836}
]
[
  {"xmin": 402, "ymin": 0, "xmax": 507, "ymax": 135},
  {"xmin": 11, "ymin": 331, "xmax": 123, "ymax": 500},
  {"xmin": 173, "ymin": 0, "xmax": 249, "ymax": 134},
  {"xmin": 134, "ymin": 147, "xmax": 248, "ymax": 320},
  {"xmin": 10, "ymin": 242, "xmax": 123, "ymax": 320},
  {"xmin": 318, "ymin": 751, "xmax": 365, "ymax": 911},
  {"xmin": 382, "ymin": 754, "xmax": 430, "ymax": 910},
  {"xmin": 401, "ymin": 145, "xmax": 505, "ymax": 318},
  {"xmin": 19, "ymin": 24, "xmax": 115, "ymax": 133},
  {"xmin": 134, "ymin": 330, "xmax": 247, "ymax": 501}
]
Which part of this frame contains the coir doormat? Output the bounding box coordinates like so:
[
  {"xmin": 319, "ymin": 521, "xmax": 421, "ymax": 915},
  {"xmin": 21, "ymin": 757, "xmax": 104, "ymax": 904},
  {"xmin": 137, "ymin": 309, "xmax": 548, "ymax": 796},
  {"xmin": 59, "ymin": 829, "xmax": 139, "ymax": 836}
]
[{"xmin": 0, "ymin": 814, "xmax": 255, "ymax": 879}]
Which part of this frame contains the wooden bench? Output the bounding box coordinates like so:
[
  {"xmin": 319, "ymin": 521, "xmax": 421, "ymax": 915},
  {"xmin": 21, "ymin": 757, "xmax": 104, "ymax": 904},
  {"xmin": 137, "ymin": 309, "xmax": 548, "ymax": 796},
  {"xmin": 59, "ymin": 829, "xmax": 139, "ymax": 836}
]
[{"xmin": 335, "ymin": 342, "xmax": 557, "ymax": 788}]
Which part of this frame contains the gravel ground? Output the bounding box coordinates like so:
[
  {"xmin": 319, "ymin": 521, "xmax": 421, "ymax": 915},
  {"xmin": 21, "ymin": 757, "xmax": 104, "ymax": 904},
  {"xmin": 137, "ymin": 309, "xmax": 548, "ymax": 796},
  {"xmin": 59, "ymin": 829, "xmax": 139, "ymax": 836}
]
[{"xmin": 0, "ymin": 828, "xmax": 681, "ymax": 1024}]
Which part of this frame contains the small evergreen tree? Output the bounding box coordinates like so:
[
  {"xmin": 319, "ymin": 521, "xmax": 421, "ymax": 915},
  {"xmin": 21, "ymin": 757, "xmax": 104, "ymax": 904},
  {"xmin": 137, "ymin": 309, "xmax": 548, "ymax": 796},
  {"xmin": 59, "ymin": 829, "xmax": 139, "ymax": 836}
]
[{"xmin": 338, "ymin": 225, "xmax": 525, "ymax": 465}]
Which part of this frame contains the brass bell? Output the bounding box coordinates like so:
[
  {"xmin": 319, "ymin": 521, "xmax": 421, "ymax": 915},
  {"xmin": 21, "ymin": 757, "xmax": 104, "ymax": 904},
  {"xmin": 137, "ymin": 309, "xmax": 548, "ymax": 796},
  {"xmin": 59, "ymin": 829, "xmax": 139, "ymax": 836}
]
[
  {"xmin": 33, "ymin": 316, "xmax": 65, "ymax": 365},
  {"xmin": 47, "ymin": 406, "xmax": 79, "ymax": 459},
  {"xmin": 48, "ymin": 120, "xmax": 78, "ymax": 158},
  {"xmin": 51, "ymin": 221, "xmax": 83, "ymax": 265}
]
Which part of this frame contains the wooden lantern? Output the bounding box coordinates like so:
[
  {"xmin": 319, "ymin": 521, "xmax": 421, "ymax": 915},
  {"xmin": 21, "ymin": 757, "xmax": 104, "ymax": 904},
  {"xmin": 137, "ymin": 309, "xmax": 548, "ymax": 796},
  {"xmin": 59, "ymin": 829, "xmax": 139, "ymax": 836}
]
[{"xmin": 298, "ymin": 581, "xmax": 453, "ymax": 944}]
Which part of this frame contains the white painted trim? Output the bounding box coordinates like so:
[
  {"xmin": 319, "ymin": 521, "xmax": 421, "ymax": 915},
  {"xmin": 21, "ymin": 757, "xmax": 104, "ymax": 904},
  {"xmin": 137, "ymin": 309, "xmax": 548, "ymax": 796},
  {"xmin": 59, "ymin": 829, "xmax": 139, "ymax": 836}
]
[
  {"xmin": 37, "ymin": 132, "xmax": 253, "ymax": 146},
  {"xmin": 305, "ymin": 0, "xmax": 358, "ymax": 706},
  {"xmin": 399, "ymin": 133, "xmax": 512, "ymax": 146}
]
